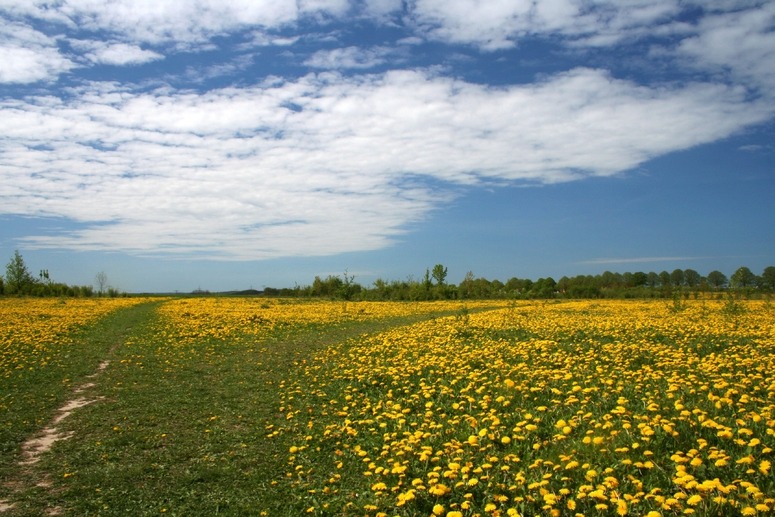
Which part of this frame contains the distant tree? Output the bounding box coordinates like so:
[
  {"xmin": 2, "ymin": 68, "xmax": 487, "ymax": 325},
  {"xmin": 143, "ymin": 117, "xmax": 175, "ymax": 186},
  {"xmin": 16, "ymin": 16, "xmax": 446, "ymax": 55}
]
[
  {"xmin": 471, "ymin": 277, "xmax": 494, "ymax": 298},
  {"xmin": 505, "ymin": 277, "xmax": 533, "ymax": 294},
  {"xmin": 338, "ymin": 269, "xmax": 360, "ymax": 300},
  {"xmin": 372, "ymin": 278, "xmax": 389, "ymax": 299},
  {"xmin": 706, "ymin": 270, "xmax": 728, "ymax": 289},
  {"xmin": 659, "ymin": 271, "xmax": 672, "ymax": 288},
  {"xmin": 431, "ymin": 264, "xmax": 448, "ymax": 286},
  {"xmin": 532, "ymin": 277, "xmax": 556, "ymax": 298},
  {"xmin": 95, "ymin": 271, "xmax": 108, "ymax": 296},
  {"xmin": 5, "ymin": 250, "xmax": 36, "ymax": 295},
  {"xmin": 631, "ymin": 271, "xmax": 648, "ymax": 287},
  {"xmin": 311, "ymin": 275, "xmax": 343, "ymax": 298},
  {"xmin": 600, "ymin": 271, "xmax": 620, "ymax": 289},
  {"xmin": 670, "ymin": 269, "xmax": 685, "ymax": 288},
  {"xmin": 761, "ymin": 266, "xmax": 775, "ymax": 291},
  {"xmin": 459, "ymin": 271, "xmax": 476, "ymax": 299},
  {"xmin": 684, "ymin": 269, "xmax": 701, "ymax": 288},
  {"xmin": 646, "ymin": 272, "xmax": 660, "ymax": 288},
  {"xmin": 423, "ymin": 268, "xmax": 432, "ymax": 291},
  {"xmin": 730, "ymin": 266, "xmax": 756, "ymax": 289}
]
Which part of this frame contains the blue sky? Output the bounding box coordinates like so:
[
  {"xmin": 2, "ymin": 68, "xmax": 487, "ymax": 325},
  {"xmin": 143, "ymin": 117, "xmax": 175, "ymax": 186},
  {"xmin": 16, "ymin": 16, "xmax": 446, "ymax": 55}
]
[{"xmin": 1, "ymin": 1, "xmax": 774, "ymax": 293}]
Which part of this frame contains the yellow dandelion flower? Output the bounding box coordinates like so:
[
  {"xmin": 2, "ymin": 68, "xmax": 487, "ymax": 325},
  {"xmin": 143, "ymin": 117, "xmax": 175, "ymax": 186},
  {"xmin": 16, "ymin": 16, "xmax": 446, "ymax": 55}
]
[
  {"xmin": 429, "ymin": 484, "xmax": 451, "ymax": 496},
  {"xmin": 686, "ymin": 495, "xmax": 702, "ymax": 506}
]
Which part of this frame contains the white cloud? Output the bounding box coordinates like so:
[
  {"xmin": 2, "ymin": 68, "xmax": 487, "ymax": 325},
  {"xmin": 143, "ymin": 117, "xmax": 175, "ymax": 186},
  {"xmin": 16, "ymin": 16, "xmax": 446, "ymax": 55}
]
[
  {"xmin": 3, "ymin": 0, "xmax": 773, "ymax": 92},
  {"xmin": 55, "ymin": 0, "xmax": 301, "ymax": 45},
  {"xmin": 74, "ymin": 41, "xmax": 164, "ymax": 66},
  {"xmin": 1, "ymin": 0, "xmax": 328, "ymax": 55},
  {"xmin": 245, "ymin": 31, "xmax": 300, "ymax": 47},
  {"xmin": 0, "ymin": 22, "xmax": 75, "ymax": 83},
  {"xmin": 0, "ymin": 44, "xmax": 73, "ymax": 83},
  {"xmin": 1, "ymin": 0, "xmax": 773, "ymax": 260},
  {"xmin": 304, "ymin": 46, "xmax": 393, "ymax": 69},
  {"xmin": 2, "ymin": 69, "xmax": 770, "ymax": 259},
  {"xmin": 409, "ymin": 0, "xmax": 536, "ymax": 51},
  {"xmin": 406, "ymin": 0, "xmax": 683, "ymax": 50},
  {"xmin": 676, "ymin": 2, "xmax": 775, "ymax": 92}
]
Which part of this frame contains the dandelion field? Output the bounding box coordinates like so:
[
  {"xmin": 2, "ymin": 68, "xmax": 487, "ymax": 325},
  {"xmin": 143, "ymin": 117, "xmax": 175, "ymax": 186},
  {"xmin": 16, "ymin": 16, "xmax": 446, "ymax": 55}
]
[
  {"xmin": 1, "ymin": 297, "xmax": 773, "ymax": 516},
  {"xmin": 279, "ymin": 299, "xmax": 775, "ymax": 517},
  {"xmin": 0, "ymin": 298, "xmax": 153, "ymax": 469}
]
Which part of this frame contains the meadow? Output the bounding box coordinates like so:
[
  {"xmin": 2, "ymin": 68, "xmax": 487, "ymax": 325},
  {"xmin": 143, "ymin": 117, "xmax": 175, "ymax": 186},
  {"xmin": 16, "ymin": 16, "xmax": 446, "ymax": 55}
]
[{"xmin": 0, "ymin": 297, "xmax": 773, "ymax": 516}]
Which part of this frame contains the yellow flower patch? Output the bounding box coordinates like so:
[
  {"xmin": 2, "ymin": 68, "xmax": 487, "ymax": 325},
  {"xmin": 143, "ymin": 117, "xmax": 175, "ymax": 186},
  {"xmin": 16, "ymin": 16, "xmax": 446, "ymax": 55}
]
[{"xmin": 276, "ymin": 299, "xmax": 775, "ymax": 515}]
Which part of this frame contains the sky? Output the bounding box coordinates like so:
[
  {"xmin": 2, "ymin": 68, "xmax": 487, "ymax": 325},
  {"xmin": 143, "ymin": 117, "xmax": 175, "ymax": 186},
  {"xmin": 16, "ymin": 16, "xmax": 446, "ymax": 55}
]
[{"xmin": 1, "ymin": 0, "xmax": 774, "ymax": 293}]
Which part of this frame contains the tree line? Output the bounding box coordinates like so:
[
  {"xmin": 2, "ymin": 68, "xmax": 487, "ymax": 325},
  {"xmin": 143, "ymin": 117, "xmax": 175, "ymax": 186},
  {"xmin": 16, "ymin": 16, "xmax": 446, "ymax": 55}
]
[
  {"xmin": 3, "ymin": 249, "xmax": 772, "ymax": 300},
  {"xmin": 267, "ymin": 264, "xmax": 775, "ymax": 301},
  {"xmin": 0, "ymin": 250, "xmax": 122, "ymax": 297}
]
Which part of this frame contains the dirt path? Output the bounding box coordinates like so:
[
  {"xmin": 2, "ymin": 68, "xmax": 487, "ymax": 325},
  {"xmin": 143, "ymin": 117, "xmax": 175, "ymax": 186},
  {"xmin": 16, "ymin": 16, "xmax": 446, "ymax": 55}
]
[
  {"xmin": 0, "ymin": 359, "xmax": 115, "ymax": 515},
  {"xmin": 0, "ymin": 302, "xmax": 161, "ymax": 515},
  {"xmin": 0, "ymin": 302, "xmax": 464, "ymax": 515},
  {"xmin": 20, "ymin": 360, "xmax": 111, "ymax": 466}
]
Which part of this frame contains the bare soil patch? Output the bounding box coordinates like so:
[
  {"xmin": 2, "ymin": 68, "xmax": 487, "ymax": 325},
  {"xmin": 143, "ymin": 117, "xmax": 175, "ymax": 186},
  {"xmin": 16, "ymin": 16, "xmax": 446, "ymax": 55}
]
[{"xmin": 0, "ymin": 361, "xmax": 110, "ymax": 513}]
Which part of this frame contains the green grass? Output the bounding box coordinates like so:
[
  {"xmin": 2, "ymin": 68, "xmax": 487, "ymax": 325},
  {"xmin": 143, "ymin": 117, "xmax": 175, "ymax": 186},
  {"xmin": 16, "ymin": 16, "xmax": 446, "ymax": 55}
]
[
  {"xmin": 1, "ymin": 302, "xmax": 456, "ymax": 516},
  {"xmin": 0, "ymin": 301, "xmax": 162, "ymax": 481}
]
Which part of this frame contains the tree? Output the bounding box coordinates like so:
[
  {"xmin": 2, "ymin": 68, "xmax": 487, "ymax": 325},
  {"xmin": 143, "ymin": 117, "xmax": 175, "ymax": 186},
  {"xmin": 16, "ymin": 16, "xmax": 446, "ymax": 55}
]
[
  {"xmin": 338, "ymin": 269, "xmax": 360, "ymax": 300},
  {"xmin": 5, "ymin": 250, "xmax": 36, "ymax": 295},
  {"xmin": 706, "ymin": 270, "xmax": 728, "ymax": 289},
  {"xmin": 684, "ymin": 269, "xmax": 701, "ymax": 288},
  {"xmin": 459, "ymin": 271, "xmax": 476, "ymax": 299},
  {"xmin": 95, "ymin": 271, "xmax": 108, "ymax": 296},
  {"xmin": 761, "ymin": 266, "xmax": 775, "ymax": 291},
  {"xmin": 431, "ymin": 264, "xmax": 448, "ymax": 286},
  {"xmin": 631, "ymin": 271, "xmax": 648, "ymax": 287},
  {"xmin": 730, "ymin": 266, "xmax": 756, "ymax": 289},
  {"xmin": 670, "ymin": 269, "xmax": 685, "ymax": 288},
  {"xmin": 423, "ymin": 269, "xmax": 433, "ymax": 291},
  {"xmin": 600, "ymin": 271, "xmax": 620, "ymax": 289}
]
